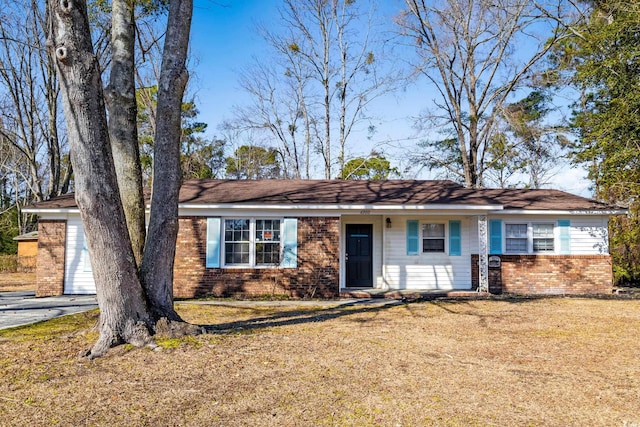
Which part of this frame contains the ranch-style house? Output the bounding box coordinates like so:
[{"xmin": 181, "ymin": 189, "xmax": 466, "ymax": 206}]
[{"xmin": 24, "ymin": 179, "xmax": 624, "ymax": 298}]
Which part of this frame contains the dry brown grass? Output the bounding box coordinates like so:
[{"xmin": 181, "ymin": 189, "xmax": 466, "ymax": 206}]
[
  {"xmin": 1, "ymin": 298, "xmax": 639, "ymax": 426},
  {"xmin": 0, "ymin": 272, "xmax": 36, "ymax": 291}
]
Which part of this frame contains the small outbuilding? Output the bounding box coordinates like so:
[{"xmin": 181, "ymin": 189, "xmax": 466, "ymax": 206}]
[
  {"xmin": 24, "ymin": 179, "xmax": 624, "ymax": 298},
  {"xmin": 12, "ymin": 230, "xmax": 38, "ymax": 270}
]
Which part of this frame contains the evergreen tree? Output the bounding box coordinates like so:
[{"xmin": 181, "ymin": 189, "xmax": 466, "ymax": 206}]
[{"xmin": 551, "ymin": 0, "xmax": 640, "ymax": 284}]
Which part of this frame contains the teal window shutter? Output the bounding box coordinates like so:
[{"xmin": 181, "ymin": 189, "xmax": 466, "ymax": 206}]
[
  {"xmin": 449, "ymin": 220, "xmax": 462, "ymax": 256},
  {"xmin": 489, "ymin": 219, "xmax": 502, "ymax": 254},
  {"xmin": 282, "ymin": 218, "xmax": 298, "ymax": 268},
  {"xmin": 82, "ymin": 233, "xmax": 92, "ymax": 272},
  {"xmin": 558, "ymin": 220, "xmax": 571, "ymax": 254},
  {"xmin": 407, "ymin": 220, "xmax": 419, "ymax": 255},
  {"xmin": 206, "ymin": 218, "xmax": 221, "ymax": 268}
]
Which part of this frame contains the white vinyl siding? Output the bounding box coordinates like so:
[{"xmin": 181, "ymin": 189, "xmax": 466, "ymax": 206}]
[
  {"xmin": 486, "ymin": 215, "xmax": 610, "ymax": 255},
  {"xmin": 64, "ymin": 215, "xmax": 96, "ymax": 294},
  {"xmin": 567, "ymin": 216, "xmax": 610, "ymax": 254},
  {"xmin": 383, "ymin": 216, "xmax": 472, "ymax": 290}
]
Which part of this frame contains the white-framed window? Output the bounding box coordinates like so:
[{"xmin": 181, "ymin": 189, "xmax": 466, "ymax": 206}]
[
  {"xmin": 223, "ymin": 218, "xmax": 282, "ymax": 267},
  {"xmin": 422, "ymin": 223, "xmax": 445, "ymax": 253},
  {"xmin": 532, "ymin": 223, "xmax": 554, "ymax": 252},
  {"xmin": 505, "ymin": 222, "xmax": 555, "ymax": 254},
  {"xmin": 505, "ymin": 224, "xmax": 527, "ymax": 253},
  {"xmin": 255, "ymin": 219, "xmax": 281, "ymax": 265}
]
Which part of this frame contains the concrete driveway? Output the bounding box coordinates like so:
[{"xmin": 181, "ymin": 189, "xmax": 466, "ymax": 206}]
[{"xmin": 0, "ymin": 291, "xmax": 98, "ymax": 330}]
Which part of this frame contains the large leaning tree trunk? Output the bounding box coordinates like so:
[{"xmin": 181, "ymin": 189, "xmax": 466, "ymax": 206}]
[
  {"xmin": 48, "ymin": 0, "xmax": 197, "ymax": 357},
  {"xmin": 105, "ymin": 0, "xmax": 146, "ymax": 267},
  {"xmin": 47, "ymin": 0, "xmax": 153, "ymax": 358},
  {"xmin": 140, "ymin": 0, "xmax": 192, "ymax": 323}
]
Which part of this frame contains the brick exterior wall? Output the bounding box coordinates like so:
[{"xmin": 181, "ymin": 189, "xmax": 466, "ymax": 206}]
[
  {"xmin": 471, "ymin": 254, "xmax": 613, "ymax": 295},
  {"xmin": 36, "ymin": 220, "xmax": 66, "ymax": 297},
  {"xmin": 173, "ymin": 216, "xmax": 340, "ymax": 298}
]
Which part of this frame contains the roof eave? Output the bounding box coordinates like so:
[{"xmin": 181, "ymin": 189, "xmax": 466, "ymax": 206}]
[
  {"xmin": 177, "ymin": 203, "xmax": 505, "ymax": 211},
  {"xmin": 29, "ymin": 205, "xmax": 625, "ymax": 216},
  {"xmin": 493, "ymin": 209, "xmax": 627, "ymax": 215},
  {"xmin": 22, "ymin": 207, "xmax": 79, "ymax": 214}
]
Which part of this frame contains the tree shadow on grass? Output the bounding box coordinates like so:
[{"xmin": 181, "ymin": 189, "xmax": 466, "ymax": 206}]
[
  {"xmin": 196, "ymin": 293, "xmax": 623, "ymax": 335},
  {"xmin": 197, "ymin": 296, "xmax": 519, "ymax": 334},
  {"xmin": 199, "ymin": 300, "xmax": 406, "ymax": 334}
]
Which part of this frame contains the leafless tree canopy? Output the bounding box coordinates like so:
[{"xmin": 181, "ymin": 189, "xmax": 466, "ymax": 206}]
[
  {"xmin": 232, "ymin": 0, "xmax": 401, "ymax": 179},
  {"xmin": 0, "ymin": 0, "xmax": 71, "ymax": 234},
  {"xmin": 398, "ymin": 0, "xmax": 569, "ymax": 188}
]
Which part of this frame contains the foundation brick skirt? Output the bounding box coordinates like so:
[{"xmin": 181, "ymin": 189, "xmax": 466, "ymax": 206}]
[{"xmin": 471, "ymin": 254, "xmax": 613, "ymax": 295}]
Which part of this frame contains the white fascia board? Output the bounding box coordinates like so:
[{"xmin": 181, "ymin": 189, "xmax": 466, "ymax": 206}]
[
  {"xmin": 569, "ymin": 209, "xmax": 628, "ymax": 215},
  {"xmin": 178, "ymin": 203, "xmax": 503, "ymax": 212},
  {"xmin": 22, "ymin": 208, "xmax": 79, "ymax": 216},
  {"xmin": 493, "ymin": 209, "xmax": 627, "ymax": 216},
  {"xmin": 23, "ymin": 211, "xmax": 73, "ymax": 220},
  {"xmin": 179, "ymin": 207, "xmax": 342, "ymax": 217},
  {"xmin": 26, "ymin": 207, "xmax": 153, "ymax": 215},
  {"xmin": 26, "ymin": 203, "xmax": 504, "ymax": 217}
]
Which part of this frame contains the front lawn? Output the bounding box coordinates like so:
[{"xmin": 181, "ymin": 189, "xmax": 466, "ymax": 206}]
[
  {"xmin": 0, "ymin": 272, "xmax": 35, "ymax": 292},
  {"xmin": 1, "ymin": 298, "xmax": 639, "ymax": 426}
]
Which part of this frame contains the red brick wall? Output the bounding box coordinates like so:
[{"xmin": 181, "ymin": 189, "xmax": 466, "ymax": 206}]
[
  {"xmin": 36, "ymin": 220, "xmax": 66, "ymax": 297},
  {"xmin": 472, "ymin": 254, "xmax": 613, "ymax": 295},
  {"xmin": 173, "ymin": 216, "xmax": 340, "ymax": 298}
]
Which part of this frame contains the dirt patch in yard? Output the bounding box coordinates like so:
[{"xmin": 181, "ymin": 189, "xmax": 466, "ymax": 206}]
[
  {"xmin": 1, "ymin": 298, "xmax": 639, "ymax": 426},
  {"xmin": 0, "ymin": 272, "xmax": 35, "ymax": 291}
]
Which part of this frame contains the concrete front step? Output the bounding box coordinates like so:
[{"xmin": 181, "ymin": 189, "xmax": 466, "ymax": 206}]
[{"xmin": 340, "ymin": 288, "xmax": 490, "ymax": 300}]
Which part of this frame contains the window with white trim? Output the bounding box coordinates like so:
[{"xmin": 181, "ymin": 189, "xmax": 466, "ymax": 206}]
[
  {"xmin": 255, "ymin": 219, "xmax": 281, "ymax": 264},
  {"xmin": 532, "ymin": 223, "xmax": 554, "ymax": 252},
  {"xmin": 422, "ymin": 223, "xmax": 445, "ymax": 253},
  {"xmin": 223, "ymin": 218, "xmax": 281, "ymax": 266},
  {"xmin": 505, "ymin": 224, "xmax": 527, "ymax": 252},
  {"xmin": 505, "ymin": 222, "xmax": 555, "ymax": 254}
]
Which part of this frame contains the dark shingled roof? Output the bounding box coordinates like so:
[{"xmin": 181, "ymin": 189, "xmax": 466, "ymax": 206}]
[
  {"xmin": 27, "ymin": 192, "xmax": 77, "ymax": 210},
  {"xmin": 178, "ymin": 179, "xmax": 487, "ymax": 205},
  {"xmin": 26, "ymin": 179, "xmax": 618, "ymax": 211}
]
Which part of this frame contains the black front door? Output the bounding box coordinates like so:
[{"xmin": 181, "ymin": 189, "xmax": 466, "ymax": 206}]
[{"xmin": 346, "ymin": 224, "xmax": 373, "ymax": 288}]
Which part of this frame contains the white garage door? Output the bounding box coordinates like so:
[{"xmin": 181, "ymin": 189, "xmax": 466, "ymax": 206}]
[{"xmin": 64, "ymin": 216, "xmax": 96, "ymax": 294}]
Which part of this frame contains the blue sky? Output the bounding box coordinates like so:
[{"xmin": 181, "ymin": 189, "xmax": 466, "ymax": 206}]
[
  {"xmin": 188, "ymin": 0, "xmax": 414, "ymax": 146},
  {"xmin": 185, "ymin": 0, "xmax": 591, "ymax": 196},
  {"xmin": 189, "ymin": 1, "xmax": 275, "ymax": 125}
]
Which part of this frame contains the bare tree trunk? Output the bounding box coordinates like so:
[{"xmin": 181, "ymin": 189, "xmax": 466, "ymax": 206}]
[
  {"xmin": 39, "ymin": 0, "xmax": 64, "ymax": 200},
  {"xmin": 322, "ymin": 33, "xmax": 332, "ymax": 179},
  {"xmin": 301, "ymin": 87, "xmax": 312, "ymax": 180},
  {"xmin": 106, "ymin": 0, "xmax": 146, "ymax": 266},
  {"xmin": 337, "ymin": 6, "xmax": 347, "ymax": 178},
  {"xmin": 47, "ymin": 0, "xmax": 153, "ymax": 358},
  {"xmin": 60, "ymin": 157, "xmax": 72, "ymax": 194},
  {"xmin": 140, "ymin": 0, "xmax": 193, "ymax": 322}
]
